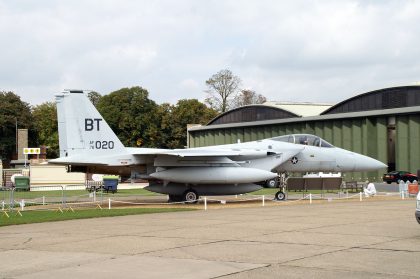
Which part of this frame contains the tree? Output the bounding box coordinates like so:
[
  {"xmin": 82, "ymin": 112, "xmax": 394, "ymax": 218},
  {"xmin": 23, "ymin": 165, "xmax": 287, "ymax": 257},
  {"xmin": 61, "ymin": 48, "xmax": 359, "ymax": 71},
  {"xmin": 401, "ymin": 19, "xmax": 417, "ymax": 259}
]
[
  {"xmin": 154, "ymin": 103, "xmax": 175, "ymax": 148},
  {"xmin": 96, "ymin": 86, "xmax": 160, "ymax": 148},
  {"xmin": 32, "ymin": 102, "xmax": 59, "ymax": 158},
  {"xmin": 0, "ymin": 91, "xmax": 33, "ymax": 164},
  {"xmin": 205, "ymin": 69, "xmax": 241, "ymax": 113},
  {"xmin": 163, "ymin": 99, "xmax": 218, "ymax": 148},
  {"xmin": 88, "ymin": 91, "xmax": 102, "ymax": 107},
  {"xmin": 232, "ymin": 89, "xmax": 267, "ymax": 108}
]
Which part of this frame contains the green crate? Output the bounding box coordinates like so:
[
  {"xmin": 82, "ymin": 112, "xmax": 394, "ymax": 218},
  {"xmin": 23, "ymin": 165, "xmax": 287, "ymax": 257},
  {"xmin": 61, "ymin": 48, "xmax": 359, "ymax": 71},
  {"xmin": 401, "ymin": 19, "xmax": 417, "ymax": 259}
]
[{"xmin": 14, "ymin": 176, "xmax": 30, "ymax": 191}]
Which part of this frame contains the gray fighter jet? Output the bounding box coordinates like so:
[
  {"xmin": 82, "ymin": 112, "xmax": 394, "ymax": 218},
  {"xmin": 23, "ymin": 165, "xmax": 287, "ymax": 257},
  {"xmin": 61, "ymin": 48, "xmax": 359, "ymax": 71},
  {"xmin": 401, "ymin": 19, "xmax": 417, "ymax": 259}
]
[{"xmin": 49, "ymin": 90, "xmax": 387, "ymax": 202}]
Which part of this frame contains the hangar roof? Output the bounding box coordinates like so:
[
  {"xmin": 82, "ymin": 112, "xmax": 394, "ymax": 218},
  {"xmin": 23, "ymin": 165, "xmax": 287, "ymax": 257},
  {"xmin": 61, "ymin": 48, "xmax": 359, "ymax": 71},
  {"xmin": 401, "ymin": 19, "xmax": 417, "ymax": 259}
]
[
  {"xmin": 263, "ymin": 102, "xmax": 333, "ymax": 117},
  {"xmin": 207, "ymin": 102, "xmax": 333, "ymax": 126},
  {"xmin": 322, "ymin": 85, "xmax": 420, "ymax": 114},
  {"xmin": 203, "ymin": 85, "xmax": 420, "ymax": 128},
  {"xmin": 189, "ymin": 105, "xmax": 420, "ymax": 132}
]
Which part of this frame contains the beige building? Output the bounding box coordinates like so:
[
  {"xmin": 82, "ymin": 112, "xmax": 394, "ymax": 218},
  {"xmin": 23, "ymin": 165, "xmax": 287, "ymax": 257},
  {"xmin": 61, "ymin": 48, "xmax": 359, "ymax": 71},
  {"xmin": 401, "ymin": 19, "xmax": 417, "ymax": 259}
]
[{"xmin": 29, "ymin": 164, "xmax": 85, "ymax": 185}]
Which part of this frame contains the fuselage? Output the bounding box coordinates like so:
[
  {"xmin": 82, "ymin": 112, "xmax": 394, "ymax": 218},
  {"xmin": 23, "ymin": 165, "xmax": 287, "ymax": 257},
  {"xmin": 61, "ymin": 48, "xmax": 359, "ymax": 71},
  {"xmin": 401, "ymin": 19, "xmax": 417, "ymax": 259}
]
[{"xmin": 58, "ymin": 135, "xmax": 386, "ymax": 176}]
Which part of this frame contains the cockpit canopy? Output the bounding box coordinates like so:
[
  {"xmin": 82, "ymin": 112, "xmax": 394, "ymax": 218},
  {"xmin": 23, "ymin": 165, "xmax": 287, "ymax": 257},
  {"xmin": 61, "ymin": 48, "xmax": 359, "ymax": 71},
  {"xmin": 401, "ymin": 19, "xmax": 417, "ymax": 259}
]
[{"xmin": 270, "ymin": 134, "xmax": 334, "ymax": 148}]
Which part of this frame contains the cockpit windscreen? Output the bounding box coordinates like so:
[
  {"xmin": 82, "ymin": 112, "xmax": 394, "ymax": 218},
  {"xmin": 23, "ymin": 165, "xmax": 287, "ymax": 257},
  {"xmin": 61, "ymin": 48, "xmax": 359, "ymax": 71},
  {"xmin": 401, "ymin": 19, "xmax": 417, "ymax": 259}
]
[{"xmin": 270, "ymin": 134, "xmax": 333, "ymax": 148}]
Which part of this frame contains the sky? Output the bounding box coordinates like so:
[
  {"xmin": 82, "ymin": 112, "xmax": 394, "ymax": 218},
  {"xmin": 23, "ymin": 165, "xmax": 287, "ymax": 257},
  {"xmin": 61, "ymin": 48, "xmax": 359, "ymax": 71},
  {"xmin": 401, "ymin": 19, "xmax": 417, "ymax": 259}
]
[{"xmin": 1, "ymin": 0, "xmax": 420, "ymax": 106}]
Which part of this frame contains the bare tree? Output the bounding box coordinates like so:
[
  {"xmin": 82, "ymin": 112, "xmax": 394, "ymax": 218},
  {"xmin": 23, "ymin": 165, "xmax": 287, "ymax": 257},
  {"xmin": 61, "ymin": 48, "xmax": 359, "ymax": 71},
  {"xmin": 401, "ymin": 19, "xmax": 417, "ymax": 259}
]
[
  {"xmin": 232, "ymin": 89, "xmax": 267, "ymax": 108},
  {"xmin": 88, "ymin": 91, "xmax": 102, "ymax": 107},
  {"xmin": 205, "ymin": 69, "xmax": 241, "ymax": 112}
]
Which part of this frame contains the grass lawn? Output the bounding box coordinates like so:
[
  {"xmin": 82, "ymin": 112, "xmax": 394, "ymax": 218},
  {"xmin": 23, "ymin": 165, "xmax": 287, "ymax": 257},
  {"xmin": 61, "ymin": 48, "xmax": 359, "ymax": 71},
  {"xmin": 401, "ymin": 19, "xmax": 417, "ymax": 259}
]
[
  {"xmin": 250, "ymin": 188, "xmax": 279, "ymax": 195},
  {"xmin": 0, "ymin": 207, "xmax": 195, "ymax": 227},
  {"xmin": 2, "ymin": 187, "xmax": 347, "ymax": 201},
  {"xmin": 4, "ymin": 188, "xmax": 161, "ymax": 199},
  {"xmin": 250, "ymin": 188, "xmax": 343, "ymax": 195}
]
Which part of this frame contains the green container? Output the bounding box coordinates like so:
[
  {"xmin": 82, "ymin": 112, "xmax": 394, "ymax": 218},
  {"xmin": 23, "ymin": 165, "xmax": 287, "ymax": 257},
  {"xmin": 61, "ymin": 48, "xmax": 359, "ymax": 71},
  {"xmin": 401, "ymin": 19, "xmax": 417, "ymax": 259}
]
[
  {"xmin": 103, "ymin": 175, "xmax": 119, "ymax": 180},
  {"xmin": 14, "ymin": 176, "xmax": 30, "ymax": 191}
]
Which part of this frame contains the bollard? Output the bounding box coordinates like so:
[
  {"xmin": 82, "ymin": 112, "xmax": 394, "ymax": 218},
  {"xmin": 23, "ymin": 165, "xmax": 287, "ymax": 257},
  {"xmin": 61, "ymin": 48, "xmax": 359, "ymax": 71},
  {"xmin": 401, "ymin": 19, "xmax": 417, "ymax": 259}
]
[
  {"xmin": 309, "ymin": 193, "xmax": 312, "ymax": 204},
  {"xmin": 346, "ymin": 191, "xmax": 349, "ymax": 199},
  {"xmin": 61, "ymin": 185, "xmax": 66, "ymax": 208},
  {"xmin": 360, "ymin": 192, "xmax": 363, "ymax": 201},
  {"xmin": 108, "ymin": 198, "xmax": 111, "ymax": 209},
  {"xmin": 2, "ymin": 200, "xmax": 4, "ymax": 210},
  {"xmin": 10, "ymin": 188, "xmax": 14, "ymax": 211},
  {"xmin": 42, "ymin": 196, "xmax": 45, "ymax": 206},
  {"xmin": 93, "ymin": 190, "xmax": 96, "ymax": 202},
  {"xmin": 401, "ymin": 191, "xmax": 405, "ymax": 200},
  {"xmin": 204, "ymin": 197, "xmax": 207, "ymax": 211},
  {"xmin": 20, "ymin": 199, "xmax": 25, "ymax": 211},
  {"xmin": 262, "ymin": 195, "xmax": 265, "ymax": 207}
]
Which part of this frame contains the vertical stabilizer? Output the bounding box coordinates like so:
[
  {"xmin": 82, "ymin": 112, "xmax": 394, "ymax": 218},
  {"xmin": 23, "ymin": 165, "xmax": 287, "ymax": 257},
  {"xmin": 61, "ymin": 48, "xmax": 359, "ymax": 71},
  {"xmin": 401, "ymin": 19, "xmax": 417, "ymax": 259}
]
[{"xmin": 55, "ymin": 90, "xmax": 126, "ymax": 157}]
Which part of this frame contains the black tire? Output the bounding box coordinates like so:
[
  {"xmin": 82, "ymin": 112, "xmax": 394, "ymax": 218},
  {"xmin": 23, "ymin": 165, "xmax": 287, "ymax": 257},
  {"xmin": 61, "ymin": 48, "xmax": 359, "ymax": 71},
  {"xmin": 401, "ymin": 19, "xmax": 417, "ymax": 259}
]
[
  {"xmin": 275, "ymin": 191, "xmax": 286, "ymax": 201},
  {"xmin": 265, "ymin": 178, "xmax": 278, "ymax": 188},
  {"xmin": 183, "ymin": 190, "xmax": 199, "ymax": 203},
  {"xmin": 386, "ymin": 181, "xmax": 391, "ymax": 184}
]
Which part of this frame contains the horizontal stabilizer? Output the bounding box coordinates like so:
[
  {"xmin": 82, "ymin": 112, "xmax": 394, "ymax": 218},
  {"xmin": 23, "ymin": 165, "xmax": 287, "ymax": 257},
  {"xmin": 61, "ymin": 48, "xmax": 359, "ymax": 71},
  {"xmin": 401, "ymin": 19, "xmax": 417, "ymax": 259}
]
[{"xmin": 49, "ymin": 156, "xmax": 108, "ymax": 166}]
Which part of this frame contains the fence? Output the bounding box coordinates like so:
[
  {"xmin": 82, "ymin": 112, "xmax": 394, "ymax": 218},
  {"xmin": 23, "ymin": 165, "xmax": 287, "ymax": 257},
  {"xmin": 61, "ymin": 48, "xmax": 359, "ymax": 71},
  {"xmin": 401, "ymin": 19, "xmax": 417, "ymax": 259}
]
[
  {"xmin": 0, "ymin": 182, "xmax": 414, "ymax": 216},
  {"xmin": 286, "ymin": 177, "xmax": 345, "ymax": 193},
  {"xmin": 1, "ymin": 169, "xmax": 28, "ymax": 188}
]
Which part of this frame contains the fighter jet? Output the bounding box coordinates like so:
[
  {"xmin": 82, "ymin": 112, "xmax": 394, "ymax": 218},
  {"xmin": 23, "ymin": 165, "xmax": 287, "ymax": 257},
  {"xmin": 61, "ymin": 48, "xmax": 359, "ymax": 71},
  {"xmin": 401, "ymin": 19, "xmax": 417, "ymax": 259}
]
[{"xmin": 49, "ymin": 90, "xmax": 387, "ymax": 202}]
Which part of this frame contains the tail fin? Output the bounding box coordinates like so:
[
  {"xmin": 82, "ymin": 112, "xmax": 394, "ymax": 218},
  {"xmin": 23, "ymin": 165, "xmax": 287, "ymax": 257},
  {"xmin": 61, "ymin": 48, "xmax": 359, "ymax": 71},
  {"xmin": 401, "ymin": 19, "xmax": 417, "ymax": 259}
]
[{"xmin": 55, "ymin": 90, "xmax": 126, "ymax": 157}]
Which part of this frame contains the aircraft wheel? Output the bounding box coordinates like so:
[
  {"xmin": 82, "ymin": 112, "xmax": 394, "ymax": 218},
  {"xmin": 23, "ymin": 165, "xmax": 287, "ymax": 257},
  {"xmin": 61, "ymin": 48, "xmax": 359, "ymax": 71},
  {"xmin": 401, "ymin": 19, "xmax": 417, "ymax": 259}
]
[
  {"xmin": 265, "ymin": 178, "xmax": 278, "ymax": 188},
  {"xmin": 275, "ymin": 191, "xmax": 286, "ymax": 201},
  {"xmin": 183, "ymin": 190, "xmax": 199, "ymax": 203}
]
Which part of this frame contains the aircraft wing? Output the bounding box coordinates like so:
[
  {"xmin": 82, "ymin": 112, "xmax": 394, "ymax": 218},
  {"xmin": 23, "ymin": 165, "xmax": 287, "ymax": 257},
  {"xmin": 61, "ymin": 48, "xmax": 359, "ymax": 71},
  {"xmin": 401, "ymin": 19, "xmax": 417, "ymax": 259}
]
[
  {"xmin": 131, "ymin": 145, "xmax": 304, "ymax": 169},
  {"xmin": 128, "ymin": 147, "xmax": 273, "ymax": 157}
]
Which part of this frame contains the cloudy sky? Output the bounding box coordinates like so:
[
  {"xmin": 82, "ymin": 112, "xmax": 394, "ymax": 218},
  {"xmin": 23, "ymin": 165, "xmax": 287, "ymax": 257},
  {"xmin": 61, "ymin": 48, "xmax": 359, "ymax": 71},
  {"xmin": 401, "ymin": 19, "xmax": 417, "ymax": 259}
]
[{"xmin": 1, "ymin": 0, "xmax": 420, "ymax": 106}]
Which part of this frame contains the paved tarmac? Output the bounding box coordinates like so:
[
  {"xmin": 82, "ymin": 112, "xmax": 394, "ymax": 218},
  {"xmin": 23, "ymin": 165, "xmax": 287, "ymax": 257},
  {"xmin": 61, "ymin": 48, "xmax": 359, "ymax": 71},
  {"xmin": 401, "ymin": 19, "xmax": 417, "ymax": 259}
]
[{"xmin": 1, "ymin": 198, "xmax": 419, "ymax": 279}]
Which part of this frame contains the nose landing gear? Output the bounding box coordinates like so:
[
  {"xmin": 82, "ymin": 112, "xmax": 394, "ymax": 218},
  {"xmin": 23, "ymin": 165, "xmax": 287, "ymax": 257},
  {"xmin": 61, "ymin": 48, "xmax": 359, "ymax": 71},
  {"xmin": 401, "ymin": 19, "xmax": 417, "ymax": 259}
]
[
  {"xmin": 275, "ymin": 190, "xmax": 286, "ymax": 201},
  {"xmin": 274, "ymin": 172, "xmax": 287, "ymax": 201}
]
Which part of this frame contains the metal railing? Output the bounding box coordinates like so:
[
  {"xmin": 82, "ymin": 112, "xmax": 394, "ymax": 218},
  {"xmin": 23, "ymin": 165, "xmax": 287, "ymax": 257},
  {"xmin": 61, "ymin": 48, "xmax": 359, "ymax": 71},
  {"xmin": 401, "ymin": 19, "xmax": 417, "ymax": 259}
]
[{"xmin": 0, "ymin": 182, "xmax": 416, "ymax": 215}]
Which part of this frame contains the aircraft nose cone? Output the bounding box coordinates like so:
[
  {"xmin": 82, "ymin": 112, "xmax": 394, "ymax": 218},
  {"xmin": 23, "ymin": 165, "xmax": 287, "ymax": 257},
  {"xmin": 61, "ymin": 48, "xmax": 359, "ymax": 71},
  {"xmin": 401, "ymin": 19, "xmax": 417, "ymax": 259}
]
[{"xmin": 354, "ymin": 154, "xmax": 387, "ymax": 171}]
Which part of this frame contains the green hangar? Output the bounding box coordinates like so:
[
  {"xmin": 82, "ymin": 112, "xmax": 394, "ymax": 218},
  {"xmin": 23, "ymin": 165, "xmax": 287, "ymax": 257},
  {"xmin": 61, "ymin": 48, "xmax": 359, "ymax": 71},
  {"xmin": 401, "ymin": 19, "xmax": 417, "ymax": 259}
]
[{"xmin": 188, "ymin": 85, "xmax": 420, "ymax": 182}]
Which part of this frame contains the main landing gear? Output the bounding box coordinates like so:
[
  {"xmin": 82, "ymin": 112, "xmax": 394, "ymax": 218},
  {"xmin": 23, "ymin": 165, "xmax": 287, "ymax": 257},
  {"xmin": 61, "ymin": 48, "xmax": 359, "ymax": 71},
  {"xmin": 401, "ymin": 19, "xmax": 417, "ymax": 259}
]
[{"xmin": 168, "ymin": 190, "xmax": 199, "ymax": 203}]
